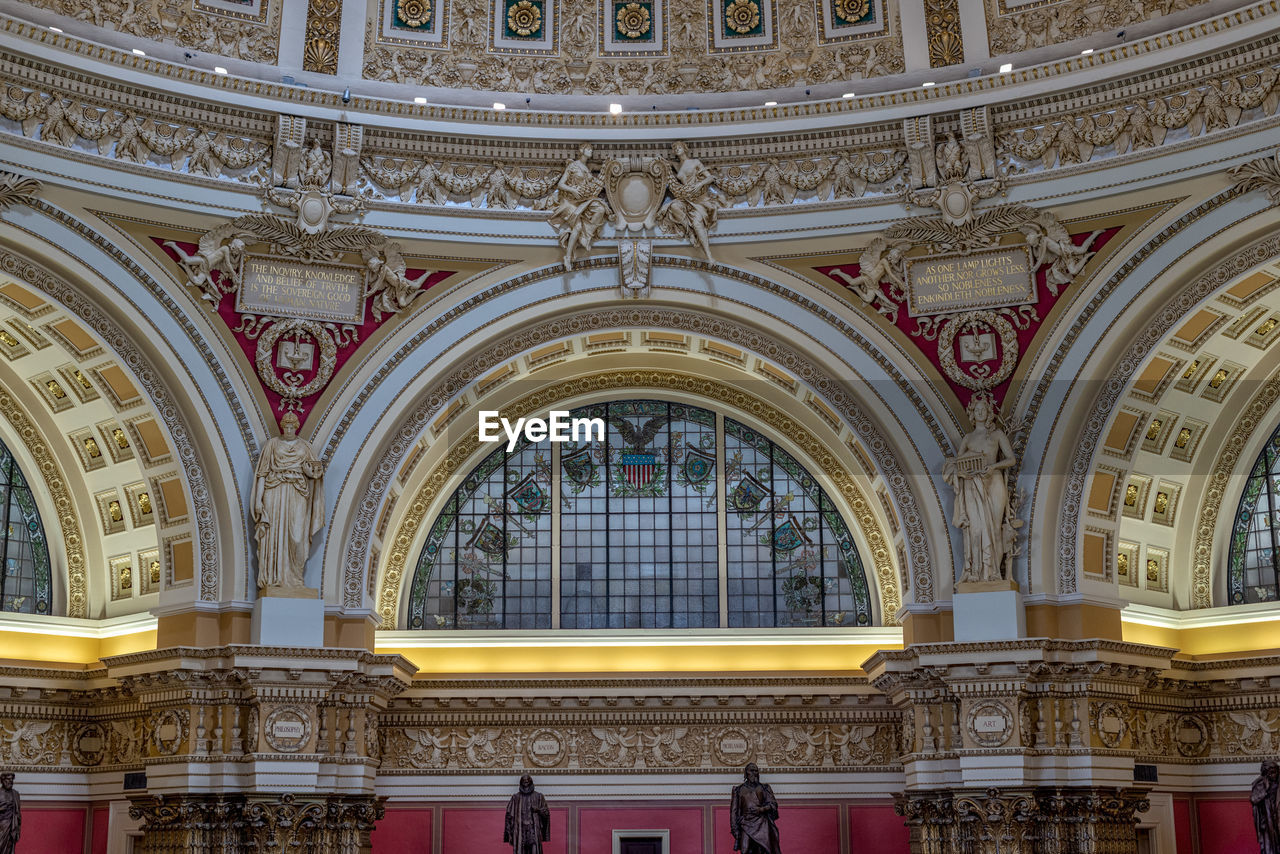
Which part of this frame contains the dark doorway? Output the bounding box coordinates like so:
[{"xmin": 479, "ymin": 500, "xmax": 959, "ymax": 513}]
[{"xmin": 619, "ymin": 837, "xmax": 664, "ymax": 854}]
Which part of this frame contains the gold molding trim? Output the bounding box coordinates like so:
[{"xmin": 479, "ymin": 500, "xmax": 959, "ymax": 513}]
[
  {"xmin": 377, "ymin": 369, "xmax": 901, "ymax": 630},
  {"xmin": 0, "ymin": 387, "xmax": 87, "ymax": 617}
]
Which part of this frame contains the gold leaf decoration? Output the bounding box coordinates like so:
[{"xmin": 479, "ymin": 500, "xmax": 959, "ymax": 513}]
[
  {"xmin": 725, "ymin": 0, "xmax": 760, "ymax": 34},
  {"xmin": 397, "ymin": 0, "xmax": 433, "ymax": 27},
  {"xmin": 507, "ymin": 0, "xmax": 542, "ymax": 37},
  {"xmin": 616, "ymin": 2, "xmax": 652, "ymax": 38},
  {"xmin": 834, "ymin": 0, "xmax": 870, "ymax": 23}
]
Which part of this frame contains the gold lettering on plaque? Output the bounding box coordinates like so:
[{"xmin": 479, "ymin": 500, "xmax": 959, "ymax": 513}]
[
  {"xmin": 906, "ymin": 245, "xmax": 1035, "ymax": 317},
  {"xmin": 237, "ymin": 254, "xmax": 366, "ymax": 324}
]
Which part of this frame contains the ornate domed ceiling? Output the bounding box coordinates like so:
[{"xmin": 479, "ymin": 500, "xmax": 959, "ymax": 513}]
[{"xmin": 1, "ymin": 0, "xmax": 1248, "ymax": 108}]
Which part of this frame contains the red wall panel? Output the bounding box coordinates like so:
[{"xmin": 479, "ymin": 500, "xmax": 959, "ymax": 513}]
[
  {"xmin": 1172, "ymin": 796, "xmax": 1193, "ymax": 854},
  {"xmin": 371, "ymin": 806, "xmax": 433, "ymax": 854},
  {"xmin": 16, "ymin": 806, "xmax": 86, "ymax": 854},
  {"xmin": 90, "ymin": 804, "xmax": 110, "ymax": 854},
  {"xmin": 441, "ymin": 806, "xmax": 568, "ymax": 854},
  {"xmin": 848, "ymin": 803, "xmax": 908, "ymax": 853},
  {"xmin": 713, "ymin": 804, "xmax": 843, "ymax": 854},
  {"xmin": 1196, "ymin": 799, "xmax": 1253, "ymax": 854},
  {"xmin": 579, "ymin": 807, "xmax": 703, "ymax": 854}
]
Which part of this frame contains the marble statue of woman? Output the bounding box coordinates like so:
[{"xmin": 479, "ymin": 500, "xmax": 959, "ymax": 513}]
[
  {"xmin": 942, "ymin": 392, "xmax": 1019, "ymax": 583},
  {"xmin": 659, "ymin": 141, "xmax": 723, "ymax": 261},
  {"xmin": 548, "ymin": 142, "xmax": 608, "ymax": 270},
  {"xmin": 253, "ymin": 411, "xmax": 325, "ymax": 593}
]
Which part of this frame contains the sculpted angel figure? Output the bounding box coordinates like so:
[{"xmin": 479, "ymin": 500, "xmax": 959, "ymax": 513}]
[
  {"xmin": 942, "ymin": 392, "xmax": 1020, "ymax": 583},
  {"xmin": 1020, "ymin": 212, "xmax": 1103, "ymax": 293},
  {"xmin": 164, "ymin": 227, "xmax": 247, "ymax": 303},
  {"xmin": 658, "ymin": 141, "xmax": 723, "ymax": 261},
  {"xmin": 253, "ymin": 411, "xmax": 325, "ymax": 593},
  {"xmin": 363, "ymin": 243, "xmax": 432, "ymax": 322},
  {"xmin": 548, "ymin": 142, "xmax": 608, "ymax": 270}
]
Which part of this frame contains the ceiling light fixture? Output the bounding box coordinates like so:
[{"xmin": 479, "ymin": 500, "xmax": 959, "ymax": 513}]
[
  {"xmin": 47, "ymin": 25, "xmax": 62, "ymax": 32},
  {"xmin": 609, "ymin": 103, "xmax": 623, "ymax": 114},
  {"xmin": 922, "ymin": 81, "xmax": 935, "ymax": 87},
  {"xmin": 132, "ymin": 48, "xmax": 146, "ymax": 56},
  {"xmin": 493, "ymin": 102, "xmax": 506, "ymax": 110},
  {"xmin": 764, "ymin": 101, "xmax": 777, "ymax": 106},
  {"xmin": 414, "ymin": 96, "xmax": 427, "ymax": 104},
  {"xmin": 1081, "ymin": 48, "xmax": 1094, "ymax": 55},
  {"xmin": 842, "ymin": 92, "xmax": 855, "ymax": 98},
  {"xmin": 999, "ymin": 63, "xmax": 1013, "ymax": 73},
  {"xmin": 214, "ymin": 66, "xmax": 228, "ymax": 75}
]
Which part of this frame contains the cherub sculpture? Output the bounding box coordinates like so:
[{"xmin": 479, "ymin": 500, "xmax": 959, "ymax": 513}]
[{"xmin": 363, "ymin": 242, "xmax": 433, "ymax": 322}]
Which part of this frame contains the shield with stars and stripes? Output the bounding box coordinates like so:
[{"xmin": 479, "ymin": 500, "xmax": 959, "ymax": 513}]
[{"xmin": 621, "ymin": 452, "xmax": 657, "ymax": 488}]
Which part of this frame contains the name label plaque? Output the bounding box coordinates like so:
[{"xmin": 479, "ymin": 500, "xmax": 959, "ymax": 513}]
[
  {"xmin": 237, "ymin": 254, "xmax": 366, "ymax": 324},
  {"xmin": 905, "ymin": 244, "xmax": 1035, "ymax": 318}
]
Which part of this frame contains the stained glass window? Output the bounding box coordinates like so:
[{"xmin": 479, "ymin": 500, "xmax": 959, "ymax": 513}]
[
  {"xmin": 408, "ymin": 399, "xmax": 873, "ymax": 629},
  {"xmin": 0, "ymin": 437, "xmax": 52, "ymax": 614},
  {"xmin": 1228, "ymin": 425, "xmax": 1280, "ymax": 604}
]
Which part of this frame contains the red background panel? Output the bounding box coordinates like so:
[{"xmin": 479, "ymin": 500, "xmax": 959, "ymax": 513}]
[
  {"xmin": 1196, "ymin": 798, "xmax": 1253, "ymax": 854},
  {"xmin": 441, "ymin": 806, "xmax": 568, "ymax": 854},
  {"xmin": 848, "ymin": 803, "xmax": 908, "ymax": 853},
  {"xmin": 579, "ymin": 807, "xmax": 703, "ymax": 854},
  {"xmin": 90, "ymin": 804, "xmax": 110, "ymax": 854},
  {"xmin": 713, "ymin": 804, "xmax": 843, "ymax": 854},
  {"xmin": 16, "ymin": 806, "xmax": 86, "ymax": 853},
  {"xmin": 371, "ymin": 806, "xmax": 433, "ymax": 854},
  {"xmin": 1172, "ymin": 796, "xmax": 1193, "ymax": 854}
]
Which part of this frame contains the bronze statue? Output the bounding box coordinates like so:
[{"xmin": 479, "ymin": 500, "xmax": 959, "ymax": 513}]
[
  {"xmin": 1253, "ymin": 759, "xmax": 1280, "ymax": 854},
  {"xmin": 730, "ymin": 763, "xmax": 781, "ymax": 854},
  {"xmin": 0, "ymin": 773, "xmax": 20, "ymax": 854},
  {"xmin": 504, "ymin": 774, "xmax": 550, "ymax": 854}
]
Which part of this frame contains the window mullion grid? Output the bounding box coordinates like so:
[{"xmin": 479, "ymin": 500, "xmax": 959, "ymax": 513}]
[
  {"xmin": 667, "ymin": 402, "xmax": 674, "ymax": 629},
  {"xmin": 1268, "ymin": 444, "xmax": 1280, "ymax": 602},
  {"xmin": 716, "ymin": 413, "xmax": 728, "ymax": 628},
  {"xmin": 769, "ymin": 441, "xmax": 777, "ymax": 627},
  {"xmin": 818, "ymin": 491, "xmax": 827, "ymax": 627},
  {"xmin": 551, "ymin": 437, "xmax": 561, "ymax": 630}
]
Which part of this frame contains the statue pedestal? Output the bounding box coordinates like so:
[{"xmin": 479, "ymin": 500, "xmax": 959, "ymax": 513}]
[
  {"xmin": 252, "ymin": 591, "xmax": 324, "ymax": 647},
  {"xmin": 953, "ymin": 579, "xmax": 1024, "ymax": 642}
]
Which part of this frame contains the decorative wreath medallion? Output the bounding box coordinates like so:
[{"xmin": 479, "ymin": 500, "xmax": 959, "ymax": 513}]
[
  {"xmin": 724, "ymin": 0, "xmax": 760, "ymax": 33},
  {"xmin": 507, "ymin": 0, "xmax": 542, "ymax": 36},
  {"xmin": 966, "ymin": 700, "xmax": 1013, "ymax": 748},
  {"xmin": 713, "ymin": 727, "xmax": 754, "ymax": 766},
  {"xmin": 525, "ymin": 728, "xmax": 567, "ymax": 767},
  {"xmin": 72, "ymin": 723, "xmax": 107, "ymax": 766},
  {"xmin": 151, "ymin": 709, "xmax": 186, "ymax": 755},
  {"xmin": 397, "ymin": 0, "xmax": 432, "ymax": 26},
  {"xmin": 1093, "ymin": 701, "xmax": 1128, "ymax": 749},
  {"xmin": 254, "ymin": 318, "xmax": 339, "ymax": 409},
  {"xmin": 833, "ymin": 0, "xmax": 870, "ymax": 22},
  {"xmin": 264, "ymin": 706, "xmax": 312, "ymax": 753},
  {"xmin": 937, "ymin": 310, "xmax": 1019, "ymax": 391},
  {"xmin": 616, "ymin": 2, "xmax": 652, "ymax": 38},
  {"xmin": 1174, "ymin": 714, "xmax": 1208, "ymax": 757}
]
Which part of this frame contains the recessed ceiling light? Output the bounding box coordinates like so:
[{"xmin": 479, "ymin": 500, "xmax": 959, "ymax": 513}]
[
  {"xmin": 214, "ymin": 66, "xmax": 228, "ymax": 75},
  {"xmin": 842, "ymin": 92, "xmax": 855, "ymax": 98},
  {"xmin": 922, "ymin": 81, "xmax": 936, "ymax": 87},
  {"xmin": 609, "ymin": 103, "xmax": 622, "ymax": 114},
  {"xmin": 47, "ymin": 25, "xmax": 62, "ymax": 32},
  {"xmin": 414, "ymin": 96, "xmax": 427, "ymax": 104},
  {"xmin": 764, "ymin": 100, "xmax": 777, "ymax": 106},
  {"xmin": 1080, "ymin": 48, "xmax": 1094, "ymax": 55},
  {"xmin": 999, "ymin": 63, "xmax": 1013, "ymax": 73},
  {"xmin": 493, "ymin": 102, "xmax": 506, "ymax": 110},
  {"xmin": 132, "ymin": 48, "xmax": 146, "ymax": 56}
]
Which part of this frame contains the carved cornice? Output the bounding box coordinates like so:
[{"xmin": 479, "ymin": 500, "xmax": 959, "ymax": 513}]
[{"xmin": 376, "ymin": 368, "xmax": 902, "ymax": 628}]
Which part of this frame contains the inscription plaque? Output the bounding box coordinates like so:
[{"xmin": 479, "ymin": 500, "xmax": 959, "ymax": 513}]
[
  {"xmin": 906, "ymin": 245, "xmax": 1034, "ymax": 317},
  {"xmin": 237, "ymin": 254, "xmax": 366, "ymax": 324}
]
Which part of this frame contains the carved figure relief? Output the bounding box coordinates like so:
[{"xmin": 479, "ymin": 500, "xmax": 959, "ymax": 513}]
[{"xmin": 943, "ymin": 393, "xmax": 1021, "ymax": 583}]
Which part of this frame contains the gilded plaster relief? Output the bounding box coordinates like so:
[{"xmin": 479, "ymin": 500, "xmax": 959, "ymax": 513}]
[
  {"xmin": 363, "ymin": 0, "xmax": 903, "ymax": 94},
  {"xmin": 985, "ymin": 0, "xmax": 1210, "ymax": 57},
  {"xmin": 10, "ymin": 0, "xmax": 282, "ymax": 62}
]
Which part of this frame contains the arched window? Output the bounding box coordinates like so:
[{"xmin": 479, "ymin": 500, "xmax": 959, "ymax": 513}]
[
  {"xmin": 408, "ymin": 400, "xmax": 874, "ymax": 629},
  {"xmin": 1229, "ymin": 422, "xmax": 1280, "ymax": 605},
  {"xmin": 0, "ymin": 437, "xmax": 52, "ymax": 614}
]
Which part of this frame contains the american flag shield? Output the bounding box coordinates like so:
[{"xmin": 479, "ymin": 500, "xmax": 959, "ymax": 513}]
[{"xmin": 621, "ymin": 452, "xmax": 657, "ymax": 488}]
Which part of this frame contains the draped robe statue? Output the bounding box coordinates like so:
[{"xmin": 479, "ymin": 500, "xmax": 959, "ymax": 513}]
[
  {"xmin": 0, "ymin": 773, "xmax": 20, "ymax": 854},
  {"xmin": 253, "ymin": 412, "xmax": 325, "ymax": 592},
  {"xmin": 1254, "ymin": 760, "xmax": 1280, "ymax": 854},
  {"xmin": 504, "ymin": 774, "xmax": 550, "ymax": 854},
  {"xmin": 942, "ymin": 392, "xmax": 1018, "ymax": 583},
  {"xmin": 730, "ymin": 763, "xmax": 781, "ymax": 854}
]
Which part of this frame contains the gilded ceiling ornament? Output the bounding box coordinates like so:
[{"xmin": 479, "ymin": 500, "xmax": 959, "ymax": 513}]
[
  {"xmin": 397, "ymin": 0, "xmax": 433, "ymax": 27},
  {"xmin": 725, "ymin": 0, "xmax": 761, "ymax": 34},
  {"xmin": 616, "ymin": 2, "xmax": 652, "ymax": 38},
  {"xmin": 304, "ymin": 0, "xmax": 342, "ymax": 73},
  {"xmin": 923, "ymin": 0, "xmax": 963, "ymax": 67},
  {"xmin": 508, "ymin": 0, "xmax": 543, "ymax": 37},
  {"xmin": 833, "ymin": 0, "xmax": 870, "ymax": 24}
]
